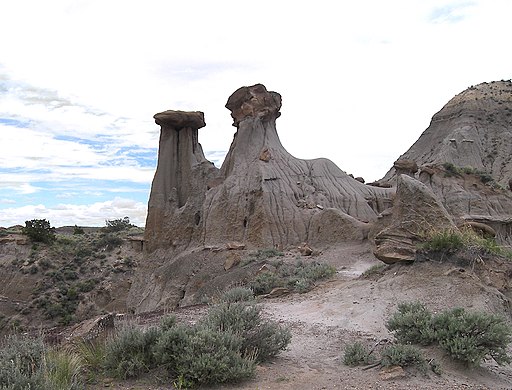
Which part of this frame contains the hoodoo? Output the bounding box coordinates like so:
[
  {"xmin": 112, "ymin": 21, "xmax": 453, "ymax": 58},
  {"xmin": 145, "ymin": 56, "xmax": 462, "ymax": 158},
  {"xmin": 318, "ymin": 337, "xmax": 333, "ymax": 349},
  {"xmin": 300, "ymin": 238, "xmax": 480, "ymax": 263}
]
[{"xmin": 129, "ymin": 84, "xmax": 394, "ymax": 312}]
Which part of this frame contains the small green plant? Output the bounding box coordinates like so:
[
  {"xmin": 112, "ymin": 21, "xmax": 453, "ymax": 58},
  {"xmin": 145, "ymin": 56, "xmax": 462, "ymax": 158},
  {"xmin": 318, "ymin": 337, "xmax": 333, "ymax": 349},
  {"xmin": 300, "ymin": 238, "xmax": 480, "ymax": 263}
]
[
  {"xmin": 343, "ymin": 341, "xmax": 374, "ymax": 366},
  {"xmin": 421, "ymin": 229, "xmax": 465, "ymax": 253},
  {"xmin": 381, "ymin": 344, "xmax": 427, "ymax": 372},
  {"xmin": 386, "ymin": 302, "xmax": 436, "ymax": 346},
  {"xmin": 22, "ymin": 218, "xmax": 56, "ymax": 244},
  {"xmin": 431, "ymin": 308, "xmax": 512, "ymax": 366}
]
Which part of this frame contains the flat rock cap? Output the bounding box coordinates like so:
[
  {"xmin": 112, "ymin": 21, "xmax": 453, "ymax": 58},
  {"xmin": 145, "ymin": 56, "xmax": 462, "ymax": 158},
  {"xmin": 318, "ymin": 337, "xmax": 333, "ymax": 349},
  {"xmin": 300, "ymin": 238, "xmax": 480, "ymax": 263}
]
[{"xmin": 153, "ymin": 110, "xmax": 206, "ymax": 129}]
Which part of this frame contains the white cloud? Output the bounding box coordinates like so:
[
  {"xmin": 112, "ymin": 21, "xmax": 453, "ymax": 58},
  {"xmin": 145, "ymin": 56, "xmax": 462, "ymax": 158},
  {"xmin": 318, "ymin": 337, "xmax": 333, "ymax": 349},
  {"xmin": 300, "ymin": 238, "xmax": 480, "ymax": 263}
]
[
  {"xmin": 0, "ymin": 0, "xmax": 511, "ymax": 225},
  {"xmin": 0, "ymin": 197, "xmax": 147, "ymax": 227}
]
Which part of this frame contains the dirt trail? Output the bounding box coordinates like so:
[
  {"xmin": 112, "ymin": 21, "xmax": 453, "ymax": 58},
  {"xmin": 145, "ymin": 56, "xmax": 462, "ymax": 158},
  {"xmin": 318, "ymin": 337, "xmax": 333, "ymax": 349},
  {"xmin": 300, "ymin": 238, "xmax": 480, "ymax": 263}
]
[{"xmin": 94, "ymin": 242, "xmax": 512, "ymax": 390}]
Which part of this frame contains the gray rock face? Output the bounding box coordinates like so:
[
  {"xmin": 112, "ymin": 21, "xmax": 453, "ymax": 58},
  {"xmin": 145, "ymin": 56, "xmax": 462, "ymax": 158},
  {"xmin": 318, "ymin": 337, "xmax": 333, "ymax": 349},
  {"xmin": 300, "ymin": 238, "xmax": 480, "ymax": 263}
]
[
  {"xmin": 129, "ymin": 84, "xmax": 394, "ymax": 312},
  {"xmin": 372, "ymin": 175, "xmax": 456, "ymax": 264},
  {"xmin": 144, "ymin": 110, "xmax": 218, "ymax": 253},
  {"xmin": 384, "ymin": 81, "xmax": 512, "ymax": 186},
  {"xmin": 202, "ymin": 84, "xmax": 392, "ymax": 249}
]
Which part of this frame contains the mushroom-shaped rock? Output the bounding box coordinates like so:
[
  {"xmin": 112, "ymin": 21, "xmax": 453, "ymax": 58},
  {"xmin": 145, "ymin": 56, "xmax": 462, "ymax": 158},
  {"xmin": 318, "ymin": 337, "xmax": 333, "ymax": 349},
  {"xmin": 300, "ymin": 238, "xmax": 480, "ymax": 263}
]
[
  {"xmin": 153, "ymin": 110, "xmax": 206, "ymax": 129},
  {"xmin": 145, "ymin": 110, "xmax": 218, "ymax": 253},
  {"xmin": 226, "ymin": 84, "xmax": 282, "ymax": 126},
  {"xmin": 393, "ymin": 159, "xmax": 418, "ymax": 177}
]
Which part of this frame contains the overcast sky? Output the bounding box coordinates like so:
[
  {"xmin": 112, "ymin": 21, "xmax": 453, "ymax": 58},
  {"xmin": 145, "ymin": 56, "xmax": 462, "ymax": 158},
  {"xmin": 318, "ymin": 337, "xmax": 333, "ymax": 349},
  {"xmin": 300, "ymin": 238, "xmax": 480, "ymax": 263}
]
[{"xmin": 1, "ymin": 0, "xmax": 511, "ymax": 227}]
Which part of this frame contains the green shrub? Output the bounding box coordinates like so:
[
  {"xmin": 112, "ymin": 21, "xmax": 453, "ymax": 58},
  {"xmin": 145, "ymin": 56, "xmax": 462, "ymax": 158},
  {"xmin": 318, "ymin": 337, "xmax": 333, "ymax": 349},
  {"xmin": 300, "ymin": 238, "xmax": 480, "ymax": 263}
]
[
  {"xmin": 442, "ymin": 162, "xmax": 461, "ymax": 177},
  {"xmin": 250, "ymin": 272, "xmax": 281, "ymax": 295},
  {"xmin": 219, "ymin": 287, "xmax": 255, "ymax": 303},
  {"xmin": 22, "ymin": 219, "xmax": 56, "ymax": 244},
  {"xmin": 343, "ymin": 341, "xmax": 374, "ymax": 366},
  {"xmin": 386, "ymin": 302, "xmax": 436, "ymax": 346},
  {"xmin": 241, "ymin": 248, "xmax": 284, "ymax": 266},
  {"xmin": 422, "ymin": 228, "xmax": 508, "ymax": 257},
  {"xmin": 154, "ymin": 325, "xmax": 255, "ymax": 386},
  {"xmin": 381, "ymin": 344, "xmax": 427, "ymax": 372},
  {"xmin": 103, "ymin": 217, "xmax": 133, "ymax": 233},
  {"xmin": 201, "ymin": 302, "xmax": 291, "ymax": 362},
  {"xmin": 431, "ymin": 308, "xmax": 512, "ymax": 366},
  {"xmin": 75, "ymin": 340, "xmax": 106, "ymax": 383},
  {"xmin": 104, "ymin": 326, "xmax": 161, "ymax": 379}
]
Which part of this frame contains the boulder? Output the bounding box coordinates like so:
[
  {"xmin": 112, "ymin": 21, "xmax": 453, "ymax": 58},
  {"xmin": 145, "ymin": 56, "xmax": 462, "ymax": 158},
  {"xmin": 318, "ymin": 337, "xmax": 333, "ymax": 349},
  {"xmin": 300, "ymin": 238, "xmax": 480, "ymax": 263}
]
[{"xmin": 372, "ymin": 175, "xmax": 456, "ymax": 264}]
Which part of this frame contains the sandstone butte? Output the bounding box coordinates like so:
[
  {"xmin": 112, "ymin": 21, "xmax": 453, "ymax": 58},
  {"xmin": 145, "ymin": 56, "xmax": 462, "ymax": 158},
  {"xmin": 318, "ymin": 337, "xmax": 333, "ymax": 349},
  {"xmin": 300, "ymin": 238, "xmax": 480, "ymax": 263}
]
[{"xmin": 128, "ymin": 81, "xmax": 512, "ymax": 313}]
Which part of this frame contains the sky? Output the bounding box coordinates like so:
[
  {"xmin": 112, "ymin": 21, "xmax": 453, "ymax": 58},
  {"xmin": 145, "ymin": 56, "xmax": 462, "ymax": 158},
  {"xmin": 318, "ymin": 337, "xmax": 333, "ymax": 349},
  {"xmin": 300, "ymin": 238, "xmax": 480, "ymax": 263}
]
[{"xmin": 0, "ymin": 0, "xmax": 511, "ymax": 227}]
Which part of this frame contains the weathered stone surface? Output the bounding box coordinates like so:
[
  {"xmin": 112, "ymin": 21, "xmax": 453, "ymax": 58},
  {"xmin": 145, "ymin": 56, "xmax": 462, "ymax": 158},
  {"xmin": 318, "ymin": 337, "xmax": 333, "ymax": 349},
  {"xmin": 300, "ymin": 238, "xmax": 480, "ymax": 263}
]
[
  {"xmin": 129, "ymin": 84, "xmax": 394, "ymax": 312},
  {"xmin": 144, "ymin": 110, "xmax": 218, "ymax": 253},
  {"xmin": 372, "ymin": 175, "xmax": 456, "ymax": 264},
  {"xmin": 153, "ymin": 110, "xmax": 205, "ymax": 129},
  {"xmin": 393, "ymin": 159, "xmax": 418, "ymax": 176},
  {"xmin": 383, "ymin": 81, "xmax": 512, "ymax": 187},
  {"xmin": 225, "ymin": 84, "xmax": 281, "ymax": 126},
  {"xmin": 223, "ymin": 252, "xmax": 241, "ymax": 271}
]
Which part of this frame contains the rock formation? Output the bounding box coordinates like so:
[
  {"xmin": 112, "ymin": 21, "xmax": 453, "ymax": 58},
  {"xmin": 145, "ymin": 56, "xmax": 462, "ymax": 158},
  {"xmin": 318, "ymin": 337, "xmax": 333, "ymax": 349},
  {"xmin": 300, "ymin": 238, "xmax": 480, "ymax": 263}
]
[
  {"xmin": 380, "ymin": 81, "xmax": 512, "ymax": 247},
  {"xmin": 129, "ymin": 84, "xmax": 394, "ymax": 312},
  {"xmin": 144, "ymin": 110, "xmax": 218, "ymax": 253},
  {"xmin": 384, "ymin": 81, "xmax": 512, "ymax": 186},
  {"xmin": 371, "ymin": 175, "xmax": 456, "ymax": 264}
]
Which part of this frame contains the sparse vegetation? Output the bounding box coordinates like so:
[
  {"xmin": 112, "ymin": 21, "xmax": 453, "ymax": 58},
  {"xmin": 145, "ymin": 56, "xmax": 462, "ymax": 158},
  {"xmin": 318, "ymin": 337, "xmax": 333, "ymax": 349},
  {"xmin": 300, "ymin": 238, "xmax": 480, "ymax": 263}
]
[
  {"xmin": 241, "ymin": 248, "xmax": 284, "ymax": 266},
  {"xmin": 250, "ymin": 260, "xmax": 336, "ymax": 295},
  {"xmin": 421, "ymin": 228, "xmax": 510, "ymax": 258},
  {"xmin": 386, "ymin": 302, "xmax": 436, "ymax": 346},
  {"xmin": 9, "ymin": 287, "xmax": 284, "ymax": 387}
]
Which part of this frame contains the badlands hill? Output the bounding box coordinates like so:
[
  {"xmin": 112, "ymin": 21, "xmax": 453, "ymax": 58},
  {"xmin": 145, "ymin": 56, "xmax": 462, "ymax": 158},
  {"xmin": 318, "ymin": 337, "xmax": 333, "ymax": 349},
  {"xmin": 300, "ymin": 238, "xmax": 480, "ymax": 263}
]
[{"xmin": 384, "ymin": 80, "xmax": 512, "ymax": 186}]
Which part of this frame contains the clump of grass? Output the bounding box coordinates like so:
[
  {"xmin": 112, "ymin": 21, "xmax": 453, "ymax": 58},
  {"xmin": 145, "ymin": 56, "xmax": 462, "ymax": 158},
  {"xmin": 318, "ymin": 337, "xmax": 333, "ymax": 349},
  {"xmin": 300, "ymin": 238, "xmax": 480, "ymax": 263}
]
[
  {"xmin": 421, "ymin": 228, "xmax": 510, "ymax": 258},
  {"xmin": 44, "ymin": 348, "xmax": 83, "ymax": 389}
]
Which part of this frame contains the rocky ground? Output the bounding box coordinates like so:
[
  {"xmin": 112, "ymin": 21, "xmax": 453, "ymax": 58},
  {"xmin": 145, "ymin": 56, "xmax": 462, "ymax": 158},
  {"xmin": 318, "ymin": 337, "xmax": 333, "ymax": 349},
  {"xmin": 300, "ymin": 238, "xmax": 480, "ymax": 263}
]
[{"xmin": 87, "ymin": 242, "xmax": 512, "ymax": 390}]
